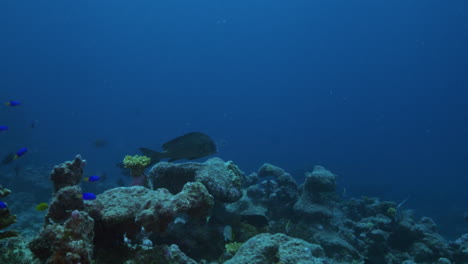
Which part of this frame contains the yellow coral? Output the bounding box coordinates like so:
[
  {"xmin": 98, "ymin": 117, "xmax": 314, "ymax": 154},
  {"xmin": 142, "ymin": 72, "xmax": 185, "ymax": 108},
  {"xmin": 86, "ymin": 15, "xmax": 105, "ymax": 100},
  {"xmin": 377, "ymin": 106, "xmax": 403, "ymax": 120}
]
[
  {"xmin": 123, "ymin": 155, "xmax": 151, "ymax": 178},
  {"xmin": 387, "ymin": 207, "xmax": 397, "ymax": 218},
  {"xmin": 225, "ymin": 242, "xmax": 243, "ymax": 255},
  {"xmin": 123, "ymin": 155, "xmax": 151, "ymax": 169}
]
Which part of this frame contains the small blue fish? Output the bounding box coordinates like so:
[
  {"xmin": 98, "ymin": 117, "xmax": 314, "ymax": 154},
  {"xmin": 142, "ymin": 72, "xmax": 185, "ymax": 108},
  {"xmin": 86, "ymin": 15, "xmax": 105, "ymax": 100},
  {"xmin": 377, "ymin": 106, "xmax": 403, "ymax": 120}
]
[
  {"xmin": 14, "ymin": 147, "xmax": 28, "ymax": 159},
  {"xmin": 5, "ymin": 100, "xmax": 21, "ymax": 106},
  {"xmin": 0, "ymin": 201, "xmax": 7, "ymax": 209},
  {"xmin": 84, "ymin": 175, "xmax": 100, "ymax": 182},
  {"xmin": 0, "ymin": 126, "xmax": 8, "ymax": 132},
  {"xmin": 82, "ymin": 192, "xmax": 96, "ymax": 200}
]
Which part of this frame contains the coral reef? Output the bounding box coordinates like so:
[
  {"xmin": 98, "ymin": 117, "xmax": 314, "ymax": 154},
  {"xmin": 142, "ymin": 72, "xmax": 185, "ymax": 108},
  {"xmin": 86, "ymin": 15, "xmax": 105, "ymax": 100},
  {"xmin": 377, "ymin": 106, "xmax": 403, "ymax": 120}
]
[
  {"xmin": 338, "ymin": 196, "xmax": 465, "ymax": 263},
  {"xmin": 1, "ymin": 156, "xmax": 466, "ymax": 264},
  {"xmin": 29, "ymin": 156, "xmax": 94, "ymax": 263}
]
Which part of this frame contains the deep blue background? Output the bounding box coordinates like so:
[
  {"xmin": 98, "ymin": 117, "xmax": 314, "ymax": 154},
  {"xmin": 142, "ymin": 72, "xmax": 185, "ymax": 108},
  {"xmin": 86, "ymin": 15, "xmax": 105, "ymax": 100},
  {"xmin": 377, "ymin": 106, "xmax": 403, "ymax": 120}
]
[{"xmin": 1, "ymin": 0, "xmax": 467, "ymax": 238}]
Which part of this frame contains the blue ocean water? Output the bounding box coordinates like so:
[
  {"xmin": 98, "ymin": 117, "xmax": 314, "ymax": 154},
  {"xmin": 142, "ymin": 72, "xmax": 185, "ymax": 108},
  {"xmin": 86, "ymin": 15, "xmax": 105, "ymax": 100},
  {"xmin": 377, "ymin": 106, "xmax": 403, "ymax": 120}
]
[{"xmin": 1, "ymin": 0, "xmax": 467, "ymax": 238}]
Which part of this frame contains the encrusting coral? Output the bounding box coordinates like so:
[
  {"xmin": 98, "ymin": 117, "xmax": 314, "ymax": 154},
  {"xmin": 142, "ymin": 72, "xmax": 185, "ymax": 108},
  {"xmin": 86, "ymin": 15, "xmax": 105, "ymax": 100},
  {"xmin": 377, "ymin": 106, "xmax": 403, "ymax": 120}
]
[
  {"xmin": 29, "ymin": 210, "xmax": 94, "ymax": 263},
  {"xmin": 29, "ymin": 155, "xmax": 94, "ymax": 264},
  {"xmin": 123, "ymin": 155, "xmax": 151, "ymax": 177},
  {"xmin": 123, "ymin": 155, "xmax": 152, "ymax": 188}
]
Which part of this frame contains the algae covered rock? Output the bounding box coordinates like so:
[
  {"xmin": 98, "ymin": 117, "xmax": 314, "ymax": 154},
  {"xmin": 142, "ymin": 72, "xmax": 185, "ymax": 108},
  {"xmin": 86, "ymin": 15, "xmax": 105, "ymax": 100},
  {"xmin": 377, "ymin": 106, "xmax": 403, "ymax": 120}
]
[
  {"xmin": 149, "ymin": 157, "xmax": 243, "ymax": 203},
  {"xmin": 452, "ymin": 233, "xmax": 468, "ymax": 263},
  {"xmin": 50, "ymin": 155, "xmax": 86, "ymax": 193},
  {"xmin": 28, "ymin": 156, "xmax": 94, "ymax": 263},
  {"xmin": 302, "ymin": 165, "xmax": 336, "ymax": 193},
  {"xmin": 227, "ymin": 163, "xmax": 298, "ymax": 221},
  {"xmin": 313, "ymin": 231, "xmax": 360, "ymax": 260},
  {"xmin": 46, "ymin": 185, "xmax": 84, "ymax": 223},
  {"xmin": 0, "ymin": 237, "xmax": 38, "ymax": 264},
  {"xmin": 124, "ymin": 244, "xmax": 197, "ymax": 264},
  {"xmin": 87, "ymin": 182, "xmax": 214, "ymax": 244},
  {"xmin": 257, "ymin": 163, "xmax": 298, "ymax": 209},
  {"xmin": 29, "ymin": 210, "xmax": 94, "ymax": 264},
  {"xmin": 224, "ymin": 233, "xmax": 326, "ymax": 264},
  {"xmin": 294, "ymin": 166, "xmax": 338, "ymax": 222},
  {"xmin": 136, "ymin": 182, "xmax": 214, "ymax": 232}
]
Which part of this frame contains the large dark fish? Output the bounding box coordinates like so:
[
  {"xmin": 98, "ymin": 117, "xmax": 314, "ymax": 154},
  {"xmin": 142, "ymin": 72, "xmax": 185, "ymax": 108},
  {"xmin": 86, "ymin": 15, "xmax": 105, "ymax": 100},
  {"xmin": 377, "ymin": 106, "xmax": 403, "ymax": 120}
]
[{"xmin": 140, "ymin": 132, "xmax": 217, "ymax": 165}]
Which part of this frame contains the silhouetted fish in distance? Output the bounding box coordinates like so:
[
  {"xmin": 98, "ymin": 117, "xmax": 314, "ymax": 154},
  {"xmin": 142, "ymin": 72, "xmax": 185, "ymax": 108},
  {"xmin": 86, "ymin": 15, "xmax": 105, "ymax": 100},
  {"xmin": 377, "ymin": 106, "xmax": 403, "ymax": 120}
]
[
  {"xmin": 31, "ymin": 120, "xmax": 39, "ymax": 128},
  {"xmin": 140, "ymin": 132, "xmax": 217, "ymax": 166},
  {"xmin": 92, "ymin": 139, "xmax": 109, "ymax": 148},
  {"xmin": 1, "ymin": 153, "xmax": 15, "ymax": 165}
]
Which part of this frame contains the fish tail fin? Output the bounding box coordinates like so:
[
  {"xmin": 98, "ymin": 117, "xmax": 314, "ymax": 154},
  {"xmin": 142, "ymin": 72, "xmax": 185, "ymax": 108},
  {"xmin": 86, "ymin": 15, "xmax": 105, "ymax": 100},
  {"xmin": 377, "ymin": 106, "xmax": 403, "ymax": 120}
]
[
  {"xmin": 84, "ymin": 177, "xmax": 89, "ymax": 182},
  {"xmin": 139, "ymin": 147, "xmax": 163, "ymax": 165},
  {"xmin": 13, "ymin": 155, "xmax": 19, "ymax": 160},
  {"xmin": 5, "ymin": 102, "xmax": 10, "ymax": 106}
]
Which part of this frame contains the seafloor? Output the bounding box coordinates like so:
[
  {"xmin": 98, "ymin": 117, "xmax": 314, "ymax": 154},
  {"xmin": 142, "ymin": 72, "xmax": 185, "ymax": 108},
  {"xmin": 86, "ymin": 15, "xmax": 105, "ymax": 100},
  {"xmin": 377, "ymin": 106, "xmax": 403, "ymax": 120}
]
[{"xmin": 1, "ymin": 155, "xmax": 467, "ymax": 264}]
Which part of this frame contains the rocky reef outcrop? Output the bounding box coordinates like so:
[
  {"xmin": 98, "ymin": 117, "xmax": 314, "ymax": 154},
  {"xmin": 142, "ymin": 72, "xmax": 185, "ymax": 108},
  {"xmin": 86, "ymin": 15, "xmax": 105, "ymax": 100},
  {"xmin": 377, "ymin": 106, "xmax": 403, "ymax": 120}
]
[
  {"xmin": 29, "ymin": 156, "xmax": 217, "ymax": 263},
  {"xmin": 29, "ymin": 155, "xmax": 94, "ymax": 264},
  {"xmin": 224, "ymin": 233, "xmax": 326, "ymax": 264},
  {"xmin": 29, "ymin": 210, "xmax": 94, "ymax": 264},
  {"xmin": 294, "ymin": 165, "xmax": 338, "ymax": 223},
  {"xmin": 87, "ymin": 182, "xmax": 214, "ymax": 245},
  {"xmin": 0, "ymin": 155, "xmax": 466, "ymax": 264},
  {"xmin": 149, "ymin": 158, "xmax": 243, "ymax": 203},
  {"xmin": 50, "ymin": 155, "xmax": 86, "ymax": 193},
  {"xmin": 226, "ymin": 163, "xmax": 298, "ymax": 222}
]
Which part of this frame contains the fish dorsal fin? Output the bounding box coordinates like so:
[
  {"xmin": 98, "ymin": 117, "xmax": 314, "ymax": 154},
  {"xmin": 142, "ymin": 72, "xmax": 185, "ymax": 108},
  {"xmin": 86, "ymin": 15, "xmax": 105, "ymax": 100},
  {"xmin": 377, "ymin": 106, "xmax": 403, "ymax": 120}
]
[{"xmin": 139, "ymin": 147, "xmax": 163, "ymax": 164}]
